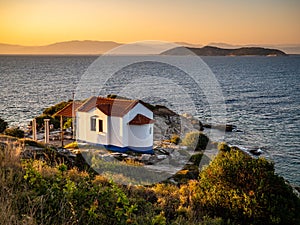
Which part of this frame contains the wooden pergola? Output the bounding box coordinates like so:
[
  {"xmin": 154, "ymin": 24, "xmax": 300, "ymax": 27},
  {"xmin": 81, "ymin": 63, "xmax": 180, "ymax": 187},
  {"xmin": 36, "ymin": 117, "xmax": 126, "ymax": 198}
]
[{"xmin": 54, "ymin": 101, "xmax": 82, "ymax": 147}]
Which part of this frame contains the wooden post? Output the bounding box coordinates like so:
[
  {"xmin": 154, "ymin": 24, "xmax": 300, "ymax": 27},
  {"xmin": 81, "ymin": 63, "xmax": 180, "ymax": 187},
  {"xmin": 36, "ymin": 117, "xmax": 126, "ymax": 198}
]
[
  {"xmin": 72, "ymin": 92, "xmax": 75, "ymax": 140},
  {"xmin": 44, "ymin": 119, "xmax": 50, "ymax": 144},
  {"xmin": 32, "ymin": 118, "xmax": 37, "ymax": 141},
  {"xmin": 60, "ymin": 115, "xmax": 64, "ymax": 147}
]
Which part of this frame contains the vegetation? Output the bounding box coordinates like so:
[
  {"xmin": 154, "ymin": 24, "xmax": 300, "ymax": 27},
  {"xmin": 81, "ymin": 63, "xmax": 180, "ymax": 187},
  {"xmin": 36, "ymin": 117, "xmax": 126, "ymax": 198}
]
[
  {"xmin": 4, "ymin": 127, "xmax": 25, "ymax": 138},
  {"xmin": 217, "ymin": 141, "xmax": 231, "ymax": 152},
  {"xmin": 33, "ymin": 101, "xmax": 72, "ymax": 131},
  {"xmin": 186, "ymin": 148, "xmax": 300, "ymax": 225},
  {"xmin": 43, "ymin": 101, "xmax": 70, "ymax": 116},
  {"xmin": 63, "ymin": 118, "xmax": 73, "ymax": 130},
  {"xmin": 170, "ymin": 134, "xmax": 180, "ymax": 145},
  {"xmin": 0, "ymin": 117, "xmax": 8, "ymax": 133},
  {"xmin": 64, "ymin": 141, "xmax": 79, "ymax": 149},
  {"xmin": 19, "ymin": 138, "xmax": 46, "ymax": 148},
  {"xmin": 181, "ymin": 131, "xmax": 209, "ymax": 151},
  {"xmin": 0, "ymin": 138, "xmax": 299, "ymax": 225}
]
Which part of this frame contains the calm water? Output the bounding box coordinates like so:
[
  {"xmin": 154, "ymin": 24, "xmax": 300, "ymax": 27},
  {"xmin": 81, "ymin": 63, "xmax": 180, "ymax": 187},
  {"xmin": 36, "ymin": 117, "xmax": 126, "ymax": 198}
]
[{"xmin": 0, "ymin": 55, "xmax": 299, "ymax": 185}]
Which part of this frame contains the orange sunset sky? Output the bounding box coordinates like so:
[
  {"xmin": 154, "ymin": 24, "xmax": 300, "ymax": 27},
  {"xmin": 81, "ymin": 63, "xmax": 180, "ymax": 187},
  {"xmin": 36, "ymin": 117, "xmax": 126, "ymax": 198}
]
[{"xmin": 0, "ymin": 0, "xmax": 299, "ymax": 46}]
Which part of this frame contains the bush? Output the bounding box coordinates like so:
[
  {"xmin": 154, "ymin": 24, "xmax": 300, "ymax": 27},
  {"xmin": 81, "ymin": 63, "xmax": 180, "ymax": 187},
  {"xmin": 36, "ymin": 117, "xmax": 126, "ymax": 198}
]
[
  {"xmin": 63, "ymin": 118, "xmax": 73, "ymax": 129},
  {"xmin": 181, "ymin": 131, "xmax": 209, "ymax": 151},
  {"xmin": 152, "ymin": 184, "xmax": 180, "ymax": 222},
  {"xmin": 4, "ymin": 127, "xmax": 24, "ymax": 138},
  {"xmin": 217, "ymin": 142, "xmax": 230, "ymax": 152},
  {"xmin": 188, "ymin": 149, "xmax": 300, "ymax": 224},
  {"xmin": 43, "ymin": 101, "xmax": 70, "ymax": 116},
  {"xmin": 64, "ymin": 141, "xmax": 78, "ymax": 149},
  {"xmin": 0, "ymin": 117, "xmax": 8, "ymax": 133},
  {"xmin": 35, "ymin": 115, "xmax": 60, "ymax": 130}
]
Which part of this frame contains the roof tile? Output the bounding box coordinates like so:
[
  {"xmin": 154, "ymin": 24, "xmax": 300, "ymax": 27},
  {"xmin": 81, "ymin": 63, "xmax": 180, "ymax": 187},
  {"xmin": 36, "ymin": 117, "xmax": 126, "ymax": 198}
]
[
  {"xmin": 78, "ymin": 96, "xmax": 140, "ymax": 117},
  {"xmin": 54, "ymin": 102, "xmax": 82, "ymax": 117}
]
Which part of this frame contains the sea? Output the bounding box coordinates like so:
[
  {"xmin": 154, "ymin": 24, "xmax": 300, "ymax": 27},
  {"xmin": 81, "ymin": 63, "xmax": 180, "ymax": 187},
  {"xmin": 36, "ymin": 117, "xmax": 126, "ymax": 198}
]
[{"xmin": 0, "ymin": 55, "xmax": 299, "ymax": 186}]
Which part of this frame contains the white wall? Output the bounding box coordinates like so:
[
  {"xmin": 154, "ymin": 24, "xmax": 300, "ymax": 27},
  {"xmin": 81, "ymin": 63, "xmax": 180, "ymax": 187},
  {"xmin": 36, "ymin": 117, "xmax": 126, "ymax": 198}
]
[
  {"xmin": 76, "ymin": 108, "xmax": 108, "ymax": 145},
  {"xmin": 123, "ymin": 103, "xmax": 154, "ymax": 148},
  {"xmin": 109, "ymin": 116, "xmax": 124, "ymax": 147},
  {"xmin": 127, "ymin": 124, "xmax": 153, "ymax": 148}
]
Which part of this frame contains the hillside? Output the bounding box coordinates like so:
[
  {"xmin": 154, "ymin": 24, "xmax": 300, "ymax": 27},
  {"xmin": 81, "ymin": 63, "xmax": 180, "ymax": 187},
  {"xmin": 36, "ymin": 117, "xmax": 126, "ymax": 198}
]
[
  {"xmin": 0, "ymin": 40, "xmax": 121, "ymax": 55},
  {"xmin": 1, "ymin": 135, "xmax": 300, "ymax": 224},
  {"xmin": 161, "ymin": 45, "xmax": 287, "ymax": 56}
]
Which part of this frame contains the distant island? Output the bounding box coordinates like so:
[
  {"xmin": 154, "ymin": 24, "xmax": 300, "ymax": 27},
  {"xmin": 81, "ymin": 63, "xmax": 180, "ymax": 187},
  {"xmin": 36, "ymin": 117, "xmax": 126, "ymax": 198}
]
[{"xmin": 161, "ymin": 46, "xmax": 287, "ymax": 56}]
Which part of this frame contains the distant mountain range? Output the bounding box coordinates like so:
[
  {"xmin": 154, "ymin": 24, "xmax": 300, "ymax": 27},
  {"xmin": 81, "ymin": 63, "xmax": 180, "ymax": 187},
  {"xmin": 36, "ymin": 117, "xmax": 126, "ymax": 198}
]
[
  {"xmin": 0, "ymin": 40, "xmax": 121, "ymax": 55},
  {"xmin": 161, "ymin": 46, "xmax": 287, "ymax": 56},
  {"xmin": 0, "ymin": 40, "xmax": 298, "ymax": 55}
]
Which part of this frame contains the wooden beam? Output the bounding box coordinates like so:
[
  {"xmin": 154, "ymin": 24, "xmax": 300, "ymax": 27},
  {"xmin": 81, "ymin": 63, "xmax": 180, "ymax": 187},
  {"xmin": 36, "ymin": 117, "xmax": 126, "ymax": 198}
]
[{"xmin": 60, "ymin": 115, "xmax": 64, "ymax": 147}]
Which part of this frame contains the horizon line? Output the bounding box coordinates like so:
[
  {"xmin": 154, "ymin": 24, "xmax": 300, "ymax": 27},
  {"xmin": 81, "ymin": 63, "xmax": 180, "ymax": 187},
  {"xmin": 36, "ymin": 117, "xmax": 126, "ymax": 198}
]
[{"xmin": 1, "ymin": 40, "xmax": 300, "ymax": 47}]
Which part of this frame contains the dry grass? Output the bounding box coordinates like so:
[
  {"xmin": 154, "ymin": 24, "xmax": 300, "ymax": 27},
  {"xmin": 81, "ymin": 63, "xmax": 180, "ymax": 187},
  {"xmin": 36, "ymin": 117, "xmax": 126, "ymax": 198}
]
[
  {"xmin": 0, "ymin": 196, "xmax": 20, "ymax": 225},
  {"xmin": 0, "ymin": 142, "xmax": 28, "ymax": 225}
]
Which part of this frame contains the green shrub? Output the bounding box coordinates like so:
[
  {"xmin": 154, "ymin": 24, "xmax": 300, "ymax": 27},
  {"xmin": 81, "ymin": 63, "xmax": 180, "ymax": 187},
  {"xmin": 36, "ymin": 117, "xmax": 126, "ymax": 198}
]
[
  {"xmin": 35, "ymin": 115, "xmax": 60, "ymax": 130},
  {"xmin": 64, "ymin": 141, "xmax": 78, "ymax": 149},
  {"xmin": 0, "ymin": 117, "xmax": 8, "ymax": 133},
  {"xmin": 152, "ymin": 212, "xmax": 167, "ymax": 225},
  {"xmin": 152, "ymin": 184, "xmax": 180, "ymax": 222},
  {"xmin": 217, "ymin": 142, "xmax": 230, "ymax": 152},
  {"xmin": 188, "ymin": 149, "xmax": 300, "ymax": 224},
  {"xmin": 181, "ymin": 131, "xmax": 209, "ymax": 151},
  {"xmin": 63, "ymin": 118, "xmax": 73, "ymax": 129},
  {"xmin": 4, "ymin": 127, "xmax": 24, "ymax": 138},
  {"xmin": 43, "ymin": 101, "xmax": 70, "ymax": 116}
]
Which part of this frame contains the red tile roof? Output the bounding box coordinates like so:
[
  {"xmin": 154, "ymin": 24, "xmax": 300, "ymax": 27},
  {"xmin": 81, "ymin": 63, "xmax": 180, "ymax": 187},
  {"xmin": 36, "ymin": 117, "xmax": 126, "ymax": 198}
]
[
  {"xmin": 78, "ymin": 96, "xmax": 146, "ymax": 117},
  {"xmin": 54, "ymin": 101, "xmax": 83, "ymax": 117},
  {"xmin": 128, "ymin": 114, "xmax": 155, "ymax": 125}
]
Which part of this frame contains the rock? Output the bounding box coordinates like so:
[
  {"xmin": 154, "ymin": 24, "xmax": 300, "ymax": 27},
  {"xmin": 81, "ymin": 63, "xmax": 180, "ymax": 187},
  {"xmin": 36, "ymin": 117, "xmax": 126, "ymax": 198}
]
[
  {"xmin": 157, "ymin": 155, "xmax": 168, "ymax": 160},
  {"xmin": 202, "ymin": 123, "xmax": 237, "ymax": 132},
  {"xmin": 203, "ymin": 124, "xmax": 212, "ymax": 129},
  {"xmin": 100, "ymin": 154, "xmax": 116, "ymax": 162},
  {"xmin": 249, "ymin": 148, "xmax": 263, "ymax": 156},
  {"xmin": 182, "ymin": 113, "xmax": 193, "ymax": 119},
  {"xmin": 140, "ymin": 154, "xmax": 151, "ymax": 162},
  {"xmin": 224, "ymin": 124, "xmax": 237, "ymax": 132},
  {"xmin": 163, "ymin": 148, "xmax": 174, "ymax": 155},
  {"xmin": 155, "ymin": 148, "xmax": 170, "ymax": 155},
  {"xmin": 153, "ymin": 106, "xmax": 204, "ymax": 141}
]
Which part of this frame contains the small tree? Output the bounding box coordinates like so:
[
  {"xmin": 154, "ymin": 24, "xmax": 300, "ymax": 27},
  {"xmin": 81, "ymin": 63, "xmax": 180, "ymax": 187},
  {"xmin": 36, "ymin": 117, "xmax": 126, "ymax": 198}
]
[
  {"xmin": 0, "ymin": 117, "xmax": 8, "ymax": 133},
  {"xmin": 181, "ymin": 131, "xmax": 209, "ymax": 151}
]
